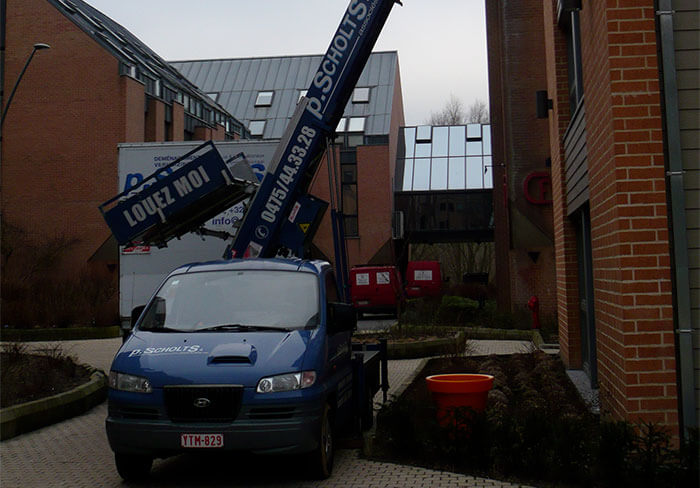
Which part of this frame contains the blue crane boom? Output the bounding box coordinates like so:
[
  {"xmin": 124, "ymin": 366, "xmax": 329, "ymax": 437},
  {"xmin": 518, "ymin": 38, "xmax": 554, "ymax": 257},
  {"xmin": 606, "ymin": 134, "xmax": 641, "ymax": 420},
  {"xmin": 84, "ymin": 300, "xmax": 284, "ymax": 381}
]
[
  {"xmin": 230, "ymin": 0, "xmax": 399, "ymax": 260},
  {"xmin": 100, "ymin": 0, "xmax": 400, "ymax": 297}
]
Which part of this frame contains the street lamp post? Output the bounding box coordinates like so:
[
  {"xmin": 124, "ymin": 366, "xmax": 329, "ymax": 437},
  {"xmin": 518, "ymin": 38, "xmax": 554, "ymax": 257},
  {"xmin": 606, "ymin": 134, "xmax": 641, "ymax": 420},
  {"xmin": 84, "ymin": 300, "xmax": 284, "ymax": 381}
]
[{"xmin": 1, "ymin": 42, "xmax": 51, "ymax": 127}]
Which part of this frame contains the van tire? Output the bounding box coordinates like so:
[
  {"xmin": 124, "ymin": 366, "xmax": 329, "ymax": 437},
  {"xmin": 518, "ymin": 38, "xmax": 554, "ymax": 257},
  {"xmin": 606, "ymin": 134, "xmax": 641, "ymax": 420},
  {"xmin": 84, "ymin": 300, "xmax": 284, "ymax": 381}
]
[
  {"xmin": 114, "ymin": 453, "xmax": 152, "ymax": 481},
  {"xmin": 308, "ymin": 403, "xmax": 334, "ymax": 479}
]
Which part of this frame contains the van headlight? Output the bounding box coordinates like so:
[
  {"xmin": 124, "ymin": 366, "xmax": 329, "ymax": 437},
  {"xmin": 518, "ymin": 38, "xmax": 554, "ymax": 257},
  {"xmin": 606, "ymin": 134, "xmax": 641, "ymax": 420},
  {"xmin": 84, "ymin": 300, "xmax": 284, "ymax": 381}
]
[
  {"xmin": 109, "ymin": 371, "xmax": 153, "ymax": 393},
  {"xmin": 256, "ymin": 371, "xmax": 316, "ymax": 393}
]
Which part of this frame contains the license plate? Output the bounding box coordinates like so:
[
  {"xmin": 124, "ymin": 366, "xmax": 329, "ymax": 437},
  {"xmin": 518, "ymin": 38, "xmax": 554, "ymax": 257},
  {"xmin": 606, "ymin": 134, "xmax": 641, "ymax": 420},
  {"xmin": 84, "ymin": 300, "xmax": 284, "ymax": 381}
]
[
  {"xmin": 180, "ymin": 433, "xmax": 223, "ymax": 448},
  {"xmin": 358, "ymin": 300, "xmax": 369, "ymax": 305}
]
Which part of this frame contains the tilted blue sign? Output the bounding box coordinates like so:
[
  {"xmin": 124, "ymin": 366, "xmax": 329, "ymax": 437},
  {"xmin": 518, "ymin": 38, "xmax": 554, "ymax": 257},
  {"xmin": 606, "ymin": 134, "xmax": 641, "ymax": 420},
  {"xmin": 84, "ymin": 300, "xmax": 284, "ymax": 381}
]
[
  {"xmin": 230, "ymin": 0, "xmax": 398, "ymax": 258},
  {"xmin": 101, "ymin": 142, "xmax": 240, "ymax": 246}
]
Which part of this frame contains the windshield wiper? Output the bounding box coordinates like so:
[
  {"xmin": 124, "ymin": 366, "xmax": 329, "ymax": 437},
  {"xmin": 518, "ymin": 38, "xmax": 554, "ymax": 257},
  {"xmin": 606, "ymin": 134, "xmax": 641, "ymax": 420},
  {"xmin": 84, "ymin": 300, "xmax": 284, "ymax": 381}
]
[
  {"xmin": 195, "ymin": 324, "xmax": 293, "ymax": 333},
  {"xmin": 140, "ymin": 326, "xmax": 184, "ymax": 333}
]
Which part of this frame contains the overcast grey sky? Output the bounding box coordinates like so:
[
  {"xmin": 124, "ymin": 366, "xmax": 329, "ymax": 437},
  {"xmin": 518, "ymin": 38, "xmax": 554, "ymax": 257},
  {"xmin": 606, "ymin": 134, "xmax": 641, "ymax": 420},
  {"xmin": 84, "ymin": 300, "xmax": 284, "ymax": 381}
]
[{"xmin": 84, "ymin": 0, "xmax": 489, "ymax": 125}]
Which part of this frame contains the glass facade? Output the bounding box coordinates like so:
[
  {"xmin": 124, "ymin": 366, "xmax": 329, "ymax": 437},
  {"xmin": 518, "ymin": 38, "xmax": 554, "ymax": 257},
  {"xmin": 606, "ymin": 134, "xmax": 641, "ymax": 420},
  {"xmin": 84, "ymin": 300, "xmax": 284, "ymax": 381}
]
[{"xmin": 398, "ymin": 125, "xmax": 493, "ymax": 192}]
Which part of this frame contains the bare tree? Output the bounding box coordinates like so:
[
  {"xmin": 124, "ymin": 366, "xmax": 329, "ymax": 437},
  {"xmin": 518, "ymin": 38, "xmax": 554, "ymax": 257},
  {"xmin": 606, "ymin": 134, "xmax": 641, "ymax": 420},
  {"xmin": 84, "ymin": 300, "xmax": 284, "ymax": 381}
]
[
  {"xmin": 428, "ymin": 94, "xmax": 466, "ymax": 125},
  {"xmin": 428, "ymin": 96, "xmax": 490, "ymax": 126},
  {"xmin": 467, "ymin": 99, "xmax": 489, "ymax": 124}
]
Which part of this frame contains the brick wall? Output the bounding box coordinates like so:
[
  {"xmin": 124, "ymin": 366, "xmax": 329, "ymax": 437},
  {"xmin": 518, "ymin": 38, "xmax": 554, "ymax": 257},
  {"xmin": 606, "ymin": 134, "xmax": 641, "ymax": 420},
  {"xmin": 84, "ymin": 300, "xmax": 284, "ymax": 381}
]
[
  {"xmin": 509, "ymin": 248, "xmax": 558, "ymax": 322},
  {"xmin": 597, "ymin": 1, "xmax": 677, "ymax": 429},
  {"xmin": 1, "ymin": 0, "xmax": 233, "ymax": 326},
  {"xmin": 545, "ymin": 0, "xmax": 679, "ymax": 432},
  {"xmin": 310, "ymin": 143, "xmax": 393, "ymax": 268},
  {"xmin": 307, "ymin": 63, "xmax": 402, "ymax": 270},
  {"xmin": 543, "ymin": 0, "xmax": 582, "ymax": 368},
  {"xmin": 171, "ymin": 101, "xmax": 184, "ymax": 141},
  {"xmin": 2, "ymin": 0, "xmax": 125, "ymax": 272},
  {"xmin": 485, "ymin": 0, "xmax": 512, "ymax": 309},
  {"xmin": 485, "ymin": 0, "xmax": 557, "ymax": 318},
  {"xmin": 145, "ymin": 98, "xmax": 166, "ymax": 142},
  {"xmin": 354, "ymin": 144, "xmax": 393, "ymax": 264}
]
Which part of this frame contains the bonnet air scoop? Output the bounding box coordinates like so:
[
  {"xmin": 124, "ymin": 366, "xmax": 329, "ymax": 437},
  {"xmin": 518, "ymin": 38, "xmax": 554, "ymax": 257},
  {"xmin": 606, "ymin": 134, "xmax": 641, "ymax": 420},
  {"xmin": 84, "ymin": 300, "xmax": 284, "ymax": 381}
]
[{"xmin": 208, "ymin": 343, "xmax": 257, "ymax": 365}]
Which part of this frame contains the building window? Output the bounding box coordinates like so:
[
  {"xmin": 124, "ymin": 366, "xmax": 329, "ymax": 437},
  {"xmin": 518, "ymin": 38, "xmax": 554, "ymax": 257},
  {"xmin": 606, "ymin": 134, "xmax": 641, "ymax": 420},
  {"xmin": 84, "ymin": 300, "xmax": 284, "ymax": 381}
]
[
  {"xmin": 249, "ymin": 120, "xmax": 266, "ymax": 137},
  {"xmin": 143, "ymin": 75, "xmax": 157, "ymax": 97},
  {"xmin": 341, "ymin": 149, "xmax": 359, "ymax": 237},
  {"xmin": 399, "ymin": 124, "xmax": 493, "ymax": 191},
  {"xmin": 255, "ymin": 90, "xmax": 274, "ymax": 107},
  {"xmin": 206, "ymin": 92, "xmax": 219, "ymax": 102},
  {"xmin": 352, "ymin": 87, "xmax": 370, "ymax": 103},
  {"xmin": 336, "ymin": 118, "xmax": 347, "ymax": 133},
  {"xmin": 560, "ymin": 4, "xmax": 584, "ymax": 113},
  {"xmin": 416, "ymin": 125, "xmax": 432, "ymax": 143},
  {"xmin": 347, "ymin": 117, "xmax": 366, "ymax": 133}
]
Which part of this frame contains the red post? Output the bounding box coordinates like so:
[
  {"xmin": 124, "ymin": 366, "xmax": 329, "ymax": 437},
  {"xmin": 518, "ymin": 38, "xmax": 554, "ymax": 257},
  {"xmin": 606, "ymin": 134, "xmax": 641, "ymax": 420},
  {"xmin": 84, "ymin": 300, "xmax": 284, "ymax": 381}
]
[{"xmin": 527, "ymin": 295, "xmax": 541, "ymax": 329}]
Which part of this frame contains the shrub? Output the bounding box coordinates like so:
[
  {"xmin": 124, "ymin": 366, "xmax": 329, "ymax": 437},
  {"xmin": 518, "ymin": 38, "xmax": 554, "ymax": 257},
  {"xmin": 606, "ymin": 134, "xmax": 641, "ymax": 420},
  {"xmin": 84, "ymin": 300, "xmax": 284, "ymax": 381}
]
[
  {"xmin": 436, "ymin": 295, "xmax": 479, "ymax": 324},
  {"xmin": 1, "ymin": 224, "xmax": 117, "ymax": 328},
  {"xmin": 0, "ymin": 343, "xmax": 90, "ymax": 408},
  {"xmin": 399, "ymin": 297, "xmax": 441, "ymax": 325},
  {"xmin": 372, "ymin": 352, "xmax": 698, "ymax": 487}
]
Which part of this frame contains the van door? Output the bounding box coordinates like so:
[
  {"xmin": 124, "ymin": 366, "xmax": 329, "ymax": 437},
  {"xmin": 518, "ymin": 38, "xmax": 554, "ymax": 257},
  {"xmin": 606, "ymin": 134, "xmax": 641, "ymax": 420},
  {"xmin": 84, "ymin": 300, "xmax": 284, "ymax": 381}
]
[{"xmin": 324, "ymin": 272, "xmax": 353, "ymax": 406}]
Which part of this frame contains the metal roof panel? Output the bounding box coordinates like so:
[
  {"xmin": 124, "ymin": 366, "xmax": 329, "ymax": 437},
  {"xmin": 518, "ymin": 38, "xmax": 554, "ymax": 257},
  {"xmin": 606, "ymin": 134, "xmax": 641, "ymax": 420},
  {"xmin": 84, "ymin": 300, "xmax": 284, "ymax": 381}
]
[{"xmin": 171, "ymin": 52, "xmax": 399, "ymax": 138}]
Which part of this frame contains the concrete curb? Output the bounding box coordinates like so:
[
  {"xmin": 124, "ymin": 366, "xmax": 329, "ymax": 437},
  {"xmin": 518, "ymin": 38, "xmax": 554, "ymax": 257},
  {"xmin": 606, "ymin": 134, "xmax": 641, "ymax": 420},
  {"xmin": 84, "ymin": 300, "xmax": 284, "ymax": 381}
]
[
  {"xmin": 362, "ymin": 357, "xmax": 429, "ymax": 457},
  {"xmin": 387, "ymin": 333, "xmax": 465, "ymax": 359},
  {"xmin": 0, "ymin": 326, "xmax": 120, "ymax": 342},
  {"xmin": 0, "ymin": 370, "xmax": 108, "ymax": 441}
]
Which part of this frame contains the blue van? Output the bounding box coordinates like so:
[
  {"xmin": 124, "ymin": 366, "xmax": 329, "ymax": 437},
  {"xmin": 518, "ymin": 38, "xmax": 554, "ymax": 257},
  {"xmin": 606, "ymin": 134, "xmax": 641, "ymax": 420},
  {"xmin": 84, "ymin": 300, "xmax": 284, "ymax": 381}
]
[{"xmin": 106, "ymin": 258, "xmax": 381, "ymax": 481}]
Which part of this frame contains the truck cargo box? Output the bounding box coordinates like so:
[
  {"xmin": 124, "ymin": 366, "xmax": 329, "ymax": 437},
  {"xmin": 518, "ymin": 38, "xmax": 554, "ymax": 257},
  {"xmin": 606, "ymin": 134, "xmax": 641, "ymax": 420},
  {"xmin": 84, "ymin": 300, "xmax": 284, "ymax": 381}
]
[{"xmin": 350, "ymin": 265, "xmax": 404, "ymax": 317}]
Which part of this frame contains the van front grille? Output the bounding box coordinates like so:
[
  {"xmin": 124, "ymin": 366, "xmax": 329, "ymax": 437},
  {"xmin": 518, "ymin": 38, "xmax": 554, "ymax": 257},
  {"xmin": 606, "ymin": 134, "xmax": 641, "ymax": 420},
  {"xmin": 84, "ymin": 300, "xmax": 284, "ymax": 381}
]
[
  {"xmin": 247, "ymin": 407, "xmax": 296, "ymax": 420},
  {"xmin": 163, "ymin": 385, "xmax": 242, "ymax": 422}
]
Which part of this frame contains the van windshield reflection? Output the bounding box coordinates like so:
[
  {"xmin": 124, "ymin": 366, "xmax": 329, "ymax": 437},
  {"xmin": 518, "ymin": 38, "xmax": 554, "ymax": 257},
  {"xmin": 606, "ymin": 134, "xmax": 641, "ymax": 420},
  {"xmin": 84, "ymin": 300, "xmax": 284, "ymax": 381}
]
[{"xmin": 138, "ymin": 270, "xmax": 319, "ymax": 332}]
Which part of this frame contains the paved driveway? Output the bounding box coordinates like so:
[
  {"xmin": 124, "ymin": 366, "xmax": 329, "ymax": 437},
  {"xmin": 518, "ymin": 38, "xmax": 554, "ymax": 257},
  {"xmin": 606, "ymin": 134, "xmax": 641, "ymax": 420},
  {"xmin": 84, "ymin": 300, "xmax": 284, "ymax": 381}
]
[{"xmin": 0, "ymin": 338, "xmax": 534, "ymax": 487}]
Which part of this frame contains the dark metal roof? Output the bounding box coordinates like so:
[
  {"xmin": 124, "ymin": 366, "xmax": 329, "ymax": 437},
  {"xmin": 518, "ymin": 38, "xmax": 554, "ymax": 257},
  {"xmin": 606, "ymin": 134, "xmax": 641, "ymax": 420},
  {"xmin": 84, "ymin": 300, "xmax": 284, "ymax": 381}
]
[
  {"xmin": 171, "ymin": 52, "xmax": 400, "ymax": 139},
  {"xmin": 48, "ymin": 0, "xmax": 247, "ymax": 136}
]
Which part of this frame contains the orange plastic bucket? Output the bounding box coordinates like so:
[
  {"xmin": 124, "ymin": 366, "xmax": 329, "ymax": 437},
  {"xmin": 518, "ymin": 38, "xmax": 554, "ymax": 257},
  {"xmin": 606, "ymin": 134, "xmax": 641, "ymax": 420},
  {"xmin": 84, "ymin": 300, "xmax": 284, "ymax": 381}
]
[{"xmin": 425, "ymin": 374, "xmax": 494, "ymax": 427}]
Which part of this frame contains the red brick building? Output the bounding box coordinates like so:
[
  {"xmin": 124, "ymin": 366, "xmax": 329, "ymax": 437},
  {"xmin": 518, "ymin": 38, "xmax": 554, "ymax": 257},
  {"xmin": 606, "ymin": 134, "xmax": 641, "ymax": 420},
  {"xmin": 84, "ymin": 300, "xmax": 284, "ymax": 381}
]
[
  {"xmin": 1, "ymin": 0, "xmax": 246, "ymax": 325},
  {"xmin": 172, "ymin": 53, "xmax": 406, "ymax": 268},
  {"xmin": 486, "ymin": 0, "xmax": 558, "ymax": 322},
  {"xmin": 487, "ymin": 0, "xmax": 698, "ymax": 438},
  {"xmin": 2, "ymin": 1, "xmax": 405, "ymax": 325}
]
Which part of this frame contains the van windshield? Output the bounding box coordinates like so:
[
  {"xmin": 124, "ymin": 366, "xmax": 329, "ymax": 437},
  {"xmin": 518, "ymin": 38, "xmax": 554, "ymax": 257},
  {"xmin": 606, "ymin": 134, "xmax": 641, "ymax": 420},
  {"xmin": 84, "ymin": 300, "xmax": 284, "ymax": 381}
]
[{"xmin": 138, "ymin": 270, "xmax": 319, "ymax": 332}]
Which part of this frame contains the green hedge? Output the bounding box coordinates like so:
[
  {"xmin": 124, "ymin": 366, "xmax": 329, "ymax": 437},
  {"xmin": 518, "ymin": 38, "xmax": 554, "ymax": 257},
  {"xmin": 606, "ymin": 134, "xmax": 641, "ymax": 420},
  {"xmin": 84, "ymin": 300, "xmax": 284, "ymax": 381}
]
[{"xmin": 461, "ymin": 327, "xmax": 536, "ymax": 341}]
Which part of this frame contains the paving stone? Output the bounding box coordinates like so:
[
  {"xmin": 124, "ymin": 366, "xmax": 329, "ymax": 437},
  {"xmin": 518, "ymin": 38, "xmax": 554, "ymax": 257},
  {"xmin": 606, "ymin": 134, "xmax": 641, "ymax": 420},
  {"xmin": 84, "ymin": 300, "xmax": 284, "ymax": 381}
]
[{"xmin": 0, "ymin": 338, "xmax": 537, "ymax": 487}]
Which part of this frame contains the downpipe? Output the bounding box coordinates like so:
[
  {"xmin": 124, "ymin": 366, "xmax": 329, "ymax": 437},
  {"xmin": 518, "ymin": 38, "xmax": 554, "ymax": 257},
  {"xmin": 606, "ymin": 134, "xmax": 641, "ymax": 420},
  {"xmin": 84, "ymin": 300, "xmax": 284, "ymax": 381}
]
[{"xmin": 655, "ymin": 0, "xmax": 697, "ymax": 439}]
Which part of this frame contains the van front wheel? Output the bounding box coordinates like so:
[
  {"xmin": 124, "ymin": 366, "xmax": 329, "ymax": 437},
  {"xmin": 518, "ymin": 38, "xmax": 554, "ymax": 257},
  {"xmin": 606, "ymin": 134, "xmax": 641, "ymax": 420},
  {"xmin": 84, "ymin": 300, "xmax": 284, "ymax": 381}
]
[
  {"xmin": 114, "ymin": 453, "xmax": 152, "ymax": 481},
  {"xmin": 308, "ymin": 403, "xmax": 334, "ymax": 479}
]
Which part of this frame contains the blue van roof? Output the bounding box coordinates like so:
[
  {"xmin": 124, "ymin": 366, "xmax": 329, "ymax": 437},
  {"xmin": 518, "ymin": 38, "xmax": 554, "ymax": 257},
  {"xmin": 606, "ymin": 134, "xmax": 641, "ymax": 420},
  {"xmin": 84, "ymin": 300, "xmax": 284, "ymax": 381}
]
[{"xmin": 169, "ymin": 258, "xmax": 328, "ymax": 276}]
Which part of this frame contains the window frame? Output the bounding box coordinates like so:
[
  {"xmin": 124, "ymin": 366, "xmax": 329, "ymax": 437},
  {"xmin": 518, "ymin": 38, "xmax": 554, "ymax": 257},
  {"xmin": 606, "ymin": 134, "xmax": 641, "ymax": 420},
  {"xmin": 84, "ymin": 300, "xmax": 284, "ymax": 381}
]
[
  {"xmin": 255, "ymin": 90, "xmax": 275, "ymax": 107},
  {"xmin": 352, "ymin": 87, "xmax": 370, "ymax": 104},
  {"xmin": 347, "ymin": 116, "xmax": 366, "ymax": 133},
  {"xmin": 248, "ymin": 120, "xmax": 266, "ymax": 137},
  {"xmin": 561, "ymin": 8, "xmax": 584, "ymax": 114}
]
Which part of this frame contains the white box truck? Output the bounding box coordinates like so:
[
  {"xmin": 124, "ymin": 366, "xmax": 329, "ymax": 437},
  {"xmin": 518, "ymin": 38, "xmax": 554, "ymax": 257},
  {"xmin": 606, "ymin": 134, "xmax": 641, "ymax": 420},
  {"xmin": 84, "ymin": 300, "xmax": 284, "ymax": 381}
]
[{"xmin": 116, "ymin": 140, "xmax": 278, "ymax": 325}]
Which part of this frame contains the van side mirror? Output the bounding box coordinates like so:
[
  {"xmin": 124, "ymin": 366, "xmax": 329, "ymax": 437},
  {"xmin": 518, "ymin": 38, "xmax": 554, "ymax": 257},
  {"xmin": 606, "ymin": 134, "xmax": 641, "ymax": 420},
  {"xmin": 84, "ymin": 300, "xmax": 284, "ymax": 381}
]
[
  {"xmin": 328, "ymin": 302, "xmax": 356, "ymax": 334},
  {"xmin": 124, "ymin": 305, "xmax": 146, "ymax": 343}
]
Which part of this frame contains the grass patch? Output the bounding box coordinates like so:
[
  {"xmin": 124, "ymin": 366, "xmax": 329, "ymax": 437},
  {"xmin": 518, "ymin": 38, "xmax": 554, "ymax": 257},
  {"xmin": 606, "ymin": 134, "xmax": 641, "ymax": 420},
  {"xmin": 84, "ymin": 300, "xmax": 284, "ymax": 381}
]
[{"xmin": 400, "ymin": 297, "xmax": 559, "ymax": 344}]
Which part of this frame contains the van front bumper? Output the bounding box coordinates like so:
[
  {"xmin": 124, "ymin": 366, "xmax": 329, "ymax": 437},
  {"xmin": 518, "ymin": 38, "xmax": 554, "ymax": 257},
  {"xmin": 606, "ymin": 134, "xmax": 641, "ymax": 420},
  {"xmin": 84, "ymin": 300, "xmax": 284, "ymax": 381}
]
[{"xmin": 106, "ymin": 403, "xmax": 322, "ymax": 457}]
